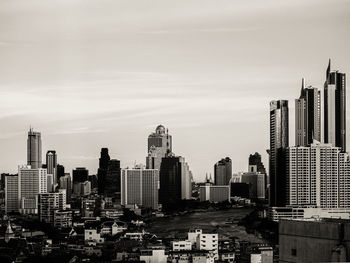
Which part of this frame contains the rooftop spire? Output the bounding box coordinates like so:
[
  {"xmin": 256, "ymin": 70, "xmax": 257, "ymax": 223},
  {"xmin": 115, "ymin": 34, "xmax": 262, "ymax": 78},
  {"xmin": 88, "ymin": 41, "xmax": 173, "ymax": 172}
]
[{"xmin": 326, "ymin": 58, "xmax": 331, "ymax": 79}]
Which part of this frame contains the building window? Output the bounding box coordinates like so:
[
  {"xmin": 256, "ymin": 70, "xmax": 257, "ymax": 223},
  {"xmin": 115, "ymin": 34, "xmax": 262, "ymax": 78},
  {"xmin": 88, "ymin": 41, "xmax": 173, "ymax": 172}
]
[{"xmin": 291, "ymin": 248, "xmax": 297, "ymax": 256}]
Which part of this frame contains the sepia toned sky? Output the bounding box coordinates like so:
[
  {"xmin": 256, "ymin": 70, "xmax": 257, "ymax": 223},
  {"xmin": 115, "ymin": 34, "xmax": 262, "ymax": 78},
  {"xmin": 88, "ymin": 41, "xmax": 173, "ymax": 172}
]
[{"xmin": 0, "ymin": 0, "xmax": 349, "ymax": 181}]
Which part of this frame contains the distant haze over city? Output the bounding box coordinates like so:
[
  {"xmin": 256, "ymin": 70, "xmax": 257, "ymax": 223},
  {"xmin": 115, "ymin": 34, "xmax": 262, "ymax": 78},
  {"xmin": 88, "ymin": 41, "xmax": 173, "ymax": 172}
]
[{"xmin": 0, "ymin": 0, "xmax": 349, "ymax": 181}]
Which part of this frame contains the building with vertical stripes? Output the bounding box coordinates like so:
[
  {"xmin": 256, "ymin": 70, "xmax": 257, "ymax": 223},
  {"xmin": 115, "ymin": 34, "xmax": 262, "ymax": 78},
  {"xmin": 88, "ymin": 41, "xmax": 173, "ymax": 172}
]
[{"xmin": 121, "ymin": 168, "xmax": 159, "ymax": 210}]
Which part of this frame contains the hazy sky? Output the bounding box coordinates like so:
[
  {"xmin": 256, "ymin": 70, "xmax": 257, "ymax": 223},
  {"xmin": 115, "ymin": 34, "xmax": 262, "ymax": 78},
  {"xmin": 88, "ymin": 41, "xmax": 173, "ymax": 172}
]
[{"xmin": 0, "ymin": 0, "xmax": 349, "ymax": 181}]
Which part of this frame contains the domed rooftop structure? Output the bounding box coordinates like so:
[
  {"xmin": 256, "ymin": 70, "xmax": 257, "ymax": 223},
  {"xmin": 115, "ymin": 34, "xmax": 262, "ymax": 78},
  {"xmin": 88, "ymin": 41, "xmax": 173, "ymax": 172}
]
[{"xmin": 155, "ymin": 125, "xmax": 166, "ymax": 134}]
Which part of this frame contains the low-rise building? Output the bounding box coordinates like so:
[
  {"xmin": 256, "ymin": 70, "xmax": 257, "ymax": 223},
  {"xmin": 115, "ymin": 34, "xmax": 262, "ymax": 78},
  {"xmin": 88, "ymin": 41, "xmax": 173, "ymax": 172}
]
[
  {"xmin": 140, "ymin": 249, "xmax": 167, "ymax": 263},
  {"xmin": 54, "ymin": 210, "xmax": 72, "ymax": 228},
  {"xmin": 84, "ymin": 229, "xmax": 104, "ymax": 244},
  {"xmin": 172, "ymin": 240, "xmax": 192, "ymax": 251}
]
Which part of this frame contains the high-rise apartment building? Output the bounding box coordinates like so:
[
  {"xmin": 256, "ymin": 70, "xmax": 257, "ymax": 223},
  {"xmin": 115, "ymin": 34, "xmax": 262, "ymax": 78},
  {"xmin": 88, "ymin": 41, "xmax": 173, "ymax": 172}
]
[
  {"xmin": 286, "ymin": 140, "xmax": 350, "ymax": 208},
  {"xmin": 295, "ymin": 78, "xmax": 321, "ymax": 147},
  {"xmin": 159, "ymin": 156, "xmax": 191, "ymax": 205},
  {"xmin": 97, "ymin": 148, "xmax": 110, "ymax": 195},
  {"xmin": 146, "ymin": 125, "xmax": 172, "ymax": 171},
  {"xmin": 18, "ymin": 165, "xmax": 47, "ymax": 214},
  {"xmin": 121, "ymin": 168, "xmax": 159, "ymax": 210},
  {"xmin": 214, "ymin": 157, "xmax": 232, "ymax": 185},
  {"xmin": 5, "ymin": 174, "xmax": 19, "ymax": 213},
  {"xmin": 269, "ymin": 100, "xmax": 289, "ymax": 207},
  {"xmin": 27, "ymin": 128, "xmax": 42, "ymax": 169},
  {"xmin": 324, "ymin": 59, "xmax": 346, "ymax": 152}
]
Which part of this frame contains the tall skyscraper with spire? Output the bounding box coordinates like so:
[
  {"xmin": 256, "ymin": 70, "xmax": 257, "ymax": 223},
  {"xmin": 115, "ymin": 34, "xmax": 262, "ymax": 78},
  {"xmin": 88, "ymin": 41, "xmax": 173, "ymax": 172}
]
[
  {"xmin": 324, "ymin": 59, "xmax": 346, "ymax": 152},
  {"xmin": 146, "ymin": 125, "xmax": 172, "ymax": 171},
  {"xmin": 27, "ymin": 128, "xmax": 42, "ymax": 169},
  {"xmin": 295, "ymin": 78, "xmax": 321, "ymax": 146},
  {"xmin": 269, "ymin": 100, "xmax": 289, "ymax": 207}
]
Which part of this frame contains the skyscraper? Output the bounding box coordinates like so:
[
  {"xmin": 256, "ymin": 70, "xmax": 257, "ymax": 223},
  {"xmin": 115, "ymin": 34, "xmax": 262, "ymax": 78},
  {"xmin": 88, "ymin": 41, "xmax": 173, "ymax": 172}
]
[
  {"xmin": 159, "ymin": 156, "xmax": 191, "ymax": 205},
  {"xmin": 214, "ymin": 157, "xmax": 232, "ymax": 185},
  {"xmin": 27, "ymin": 128, "xmax": 42, "ymax": 169},
  {"xmin": 269, "ymin": 100, "xmax": 289, "ymax": 207},
  {"xmin": 146, "ymin": 125, "xmax": 172, "ymax": 171},
  {"xmin": 324, "ymin": 59, "xmax": 346, "ymax": 152},
  {"xmin": 295, "ymin": 78, "xmax": 321, "ymax": 146},
  {"xmin": 97, "ymin": 148, "xmax": 110, "ymax": 195},
  {"xmin": 46, "ymin": 150, "xmax": 57, "ymax": 184},
  {"xmin": 121, "ymin": 168, "xmax": 159, "ymax": 210},
  {"xmin": 104, "ymin": 159, "xmax": 121, "ymax": 198},
  {"xmin": 248, "ymin": 152, "xmax": 266, "ymax": 174}
]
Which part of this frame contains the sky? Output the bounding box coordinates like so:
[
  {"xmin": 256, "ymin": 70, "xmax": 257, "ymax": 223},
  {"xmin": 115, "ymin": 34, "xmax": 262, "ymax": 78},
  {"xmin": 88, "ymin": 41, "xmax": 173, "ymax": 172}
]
[{"xmin": 0, "ymin": 0, "xmax": 349, "ymax": 181}]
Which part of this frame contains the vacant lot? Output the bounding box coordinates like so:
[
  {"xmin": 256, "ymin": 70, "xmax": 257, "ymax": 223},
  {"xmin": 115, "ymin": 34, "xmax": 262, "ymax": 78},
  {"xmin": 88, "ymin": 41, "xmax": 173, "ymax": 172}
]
[{"xmin": 146, "ymin": 208, "xmax": 265, "ymax": 243}]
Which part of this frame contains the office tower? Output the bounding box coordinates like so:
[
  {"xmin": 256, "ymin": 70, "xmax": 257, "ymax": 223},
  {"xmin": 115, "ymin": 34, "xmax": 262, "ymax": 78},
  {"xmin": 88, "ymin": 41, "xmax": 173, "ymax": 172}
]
[
  {"xmin": 104, "ymin": 159, "xmax": 121, "ymax": 198},
  {"xmin": 214, "ymin": 157, "xmax": 232, "ymax": 185},
  {"xmin": 97, "ymin": 148, "xmax": 110, "ymax": 195},
  {"xmin": 46, "ymin": 150, "xmax": 57, "ymax": 184},
  {"xmin": 241, "ymin": 172, "xmax": 265, "ymax": 200},
  {"xmin": 248, "ymin": 152, "xmax": 267, "ymax": 198},
  {"xmin": 5, "ymin": 174, "xmax": 19, "ymax": 213},
  {"xmin": 159, "ymin": 156, "xmax": 191, "ymax": 205},
  {"xmin": 248, "ymin": 152, "xmax": 266, "ymax": 174},
  {"xmin": 27, "ymin": 128, "xmax": 42, "ymax": 169},
  {"xmin": 295, "ymin": 78, "xmax": 321, "ymax": 147},
  {"xmin": 72, "ymin": 167, "xmax": 88, "ymax": 184},
  {"xmin": 286, "ymin": 140, "xmax": 350, "ymax": 208},
  {"xmin": 18, "ymin": 165, "xmax": 47, "ymax": 214},
  {"xmin": 121, "ymin": 168, "xmax": 159, "ymax": 210},
  {"xmin": 59, "ymin": 173, "xmax": 72, "ymax": 203},
  {"xmin": 38, "ymin": 189, "xmax": 66, "ymax": 224},
  {"xmin": 269, "ymin": 100, "xmax": 289, "ymax": 207},
  {"xmin": 56, "ymin": 164, "xmax": 65, "ymax": 184},
  {"xmin": 324, "ymin": 60, "xmax": 346, "ymax": 151},
  {"xmin": 146, "ymin": 125, "xmax": 172, "ymax": 171}
]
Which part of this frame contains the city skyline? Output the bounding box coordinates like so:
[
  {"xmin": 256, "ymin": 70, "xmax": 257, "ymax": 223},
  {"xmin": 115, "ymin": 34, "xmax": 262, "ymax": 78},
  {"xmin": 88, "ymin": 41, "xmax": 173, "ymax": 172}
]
[{"xmin": 0, "ymin": 0, "xmax": 350, "ymax": 181}]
